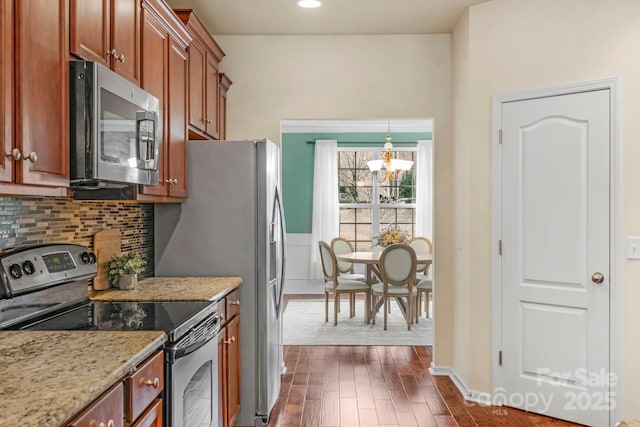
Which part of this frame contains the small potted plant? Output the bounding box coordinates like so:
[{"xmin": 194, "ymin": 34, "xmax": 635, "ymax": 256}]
[{"xmin": 102, "ymin": 252, "xmax": 146, "ymax": 290}]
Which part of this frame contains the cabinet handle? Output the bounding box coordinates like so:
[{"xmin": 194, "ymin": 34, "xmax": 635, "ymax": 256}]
[
  {"xmin": 143, "ymin": 377, "xmax": 160, "ymax": 388},
  {"xmin": 6, "ymin": 148, "xmax": 21, "ymax": 160},
  {"xmin": 117, "ymin": 54, "xmax": 126, "ymax": 63},
  {"xmin": 206, "ymin": 119, "xmax": 213, "ymax": 125},
  {"xmin": 106, "ymin": 49, "xmax": 117, "ymax": 57},
  {"xmin": 99, "ymin": 421, "xmax": 115, "ymax": 427},
  {"xmin": 172, "ymin": 178, "xmax": 178, "ymax": 185},
  {"xmin": 165, "ymin": 179, "xmax": 172, "ymax": 184},
  {"xmin": 23, "ymin": 152, "xmax": 37, "ymax": 163},
  {"xmin": 230, "ymin": 300, "xmax": 240, "ymax": 307},
  {"xmin": 224, "ymin": 336, "xmax": 236, "ymax": 345}
]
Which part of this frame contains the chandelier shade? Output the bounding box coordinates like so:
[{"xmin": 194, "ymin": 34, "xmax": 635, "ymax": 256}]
[{"xmin": 366, "ymin": 123, "xmax": 413, "ymax": 184}]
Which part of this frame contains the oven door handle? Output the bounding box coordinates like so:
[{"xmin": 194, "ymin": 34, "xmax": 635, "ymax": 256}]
[{"xmin": 167, "ymin": 324, "xmax": 222, "ymax": 362}]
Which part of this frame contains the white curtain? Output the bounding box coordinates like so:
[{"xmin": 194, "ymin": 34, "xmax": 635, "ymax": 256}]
[
  {"xmin": 309, "ymin": 139, "xmax": 339, "ymax": 279},
  {"xmin": 415, "ymin": 140, "xmax": 433, "ymax": 241}
]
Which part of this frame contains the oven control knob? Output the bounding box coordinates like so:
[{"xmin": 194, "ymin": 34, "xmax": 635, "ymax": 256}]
[
  {"xmin": 89, "ymin": 252, "xmax": 97, "ymax": 264},
  {"xmin": 9, "ymin": 263, "xmax": 22, "ymax": 279},
  {"xmin": 22, "ymin": 260, "xmax": 35, "ymax": 275},
  {"xmin": 80, "ymin": 251, "xmax": 92, "ymax": 264}
]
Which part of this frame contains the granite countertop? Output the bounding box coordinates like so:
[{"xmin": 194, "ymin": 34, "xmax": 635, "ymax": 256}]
[
  {"xmin": 89, "ymin": 276, "xmax": 242, "ymax": 302},
  {"xmin": 0, "ymin": 330, "xmax": 166, "ymax": 427}
]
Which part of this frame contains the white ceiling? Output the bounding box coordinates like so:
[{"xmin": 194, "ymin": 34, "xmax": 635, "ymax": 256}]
[{"xmin": 165, "ymin": 0, "xmax": 488, "ymax": 35}]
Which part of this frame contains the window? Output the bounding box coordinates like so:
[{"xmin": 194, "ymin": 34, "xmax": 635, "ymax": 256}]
[{"xmin": 338, "ymin": 148, "xmax": 417, "ymax": 251}]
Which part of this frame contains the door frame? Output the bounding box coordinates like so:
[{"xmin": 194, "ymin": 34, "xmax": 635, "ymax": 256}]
[{"xmin": 491, "ymin": 78, "xmax": 622, "ymax": 425}]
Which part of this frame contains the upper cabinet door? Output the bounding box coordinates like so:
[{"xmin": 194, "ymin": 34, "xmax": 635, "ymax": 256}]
[
  {"xmin": 70, "ymin": 0, "xmax": 110, "ymax": 66},
  {"xmin": 188, "ymin": 38, "xmax": 205, "ymax": 132},
  {"xmin": 205, "ymin": 55, "xmax": 219, "ymax": 139},
  {"xmin": 111, "ymin": 0, "xmax": 139, "ymax": 85},
  {"xmin": 0, "ymin": 0, "xmax": 13, "ymax": 184},
  {"xmin": 140, "ymin": 8, "xmax": 168, "ymax": 197},
  {"xmin": 16, "ymin": 0, "xmax": 69, "ymax": 187},
  {"xmin": 70, "ymin": 0, "xmax": 139, "ymax": 85},
  {"xmin": 168, "ymin": 39, "xmax": 188, "ymax": 198}
]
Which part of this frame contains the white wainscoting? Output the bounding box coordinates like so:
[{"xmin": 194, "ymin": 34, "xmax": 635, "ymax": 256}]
[
  {"xmin": 284, "ymin": 233, "xmax": 324, "ymax": 294},
  {"xmin": 285, "ymin": 233, "xmax": 368, "ymax": 294}
]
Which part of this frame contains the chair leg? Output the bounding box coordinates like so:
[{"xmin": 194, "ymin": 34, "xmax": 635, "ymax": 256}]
[
  {"xmin": 425, "ymin": 292, "xmax": 430, "ymax": 318},
  {"xmin": 334, "ymin": 293, "xmax": 339, "ymax": 326},
  {"xmin": 407, "ymin": 295, "xmax": 412, "ymax": 331},
  {"xmin": 325, "ymin": 292, "xmax": 329, "ymax": 323},
  {"xmin": 350, "ymin": 294, "xmax": 355, "ymax": 318},
  {"xmin": 364, "ymin": 292, "xmax": 370, "ymax": 324},
  {"xmin": 372, "ymin": 294, "xmax": 377, "ymax": 325},
  {"xmin": 415, "ymin": 294, "xmax": 419, "ymax": 324},
  {"xmin": 383, "ymin": 298, "xmax": 388, "ymax": 331}
]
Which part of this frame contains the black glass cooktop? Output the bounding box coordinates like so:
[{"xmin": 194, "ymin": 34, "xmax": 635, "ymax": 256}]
[{"xmin": 18, "ymin": 300, "xmax": 218, "ymax": 342}]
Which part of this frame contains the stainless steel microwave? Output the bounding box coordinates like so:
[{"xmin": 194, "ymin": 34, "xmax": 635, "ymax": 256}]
[{"xmin": 70, "ymin": 61, "xmax": 160, "ymax": 188}]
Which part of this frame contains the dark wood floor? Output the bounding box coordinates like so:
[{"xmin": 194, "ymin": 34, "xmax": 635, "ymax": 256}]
[{"xmin": 269, "ymin": 345, "xmax": 582, "ymax": 427}]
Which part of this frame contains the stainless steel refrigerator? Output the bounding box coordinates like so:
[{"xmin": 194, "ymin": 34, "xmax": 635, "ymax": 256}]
[{"xmin": 154, "ymin": 139, "xmax": 286, "ymax": 427}]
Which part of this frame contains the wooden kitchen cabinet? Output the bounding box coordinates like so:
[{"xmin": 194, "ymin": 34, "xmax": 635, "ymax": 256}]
[
  {"xmin": 0, "ymin": 0, "xmax": 12, "ymax": 185},
  {"xmin": 218, "ymin": 74, "xmax": 233, "ymax": 140},
  {"xmin": 2, "ymin": 0, "xmax": 69, "ymax": 194},
  {"xmin": 68, "ymin": 382, "xmax": 125, "ymax": 427},
  {"xmin": 69, "ymin": 0, "xmax": 140, "ymax": 85},
  {"xmin": 173, "ymin": 10, "xmax": 225, "ymax": 140},
  {"xmin": 219, "ymin": 290, "xmax": 241, "ymax": 427},
  {"xmin": 67, "ymin": 350, "xmax": 164, "ymax": 427},
  {"xmin": 138, "ymin": 0, "xmax": 190, "ymax": 201}
]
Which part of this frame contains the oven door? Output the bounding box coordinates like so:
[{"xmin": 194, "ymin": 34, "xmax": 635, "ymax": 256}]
[{"xmin": 167, "ymin": 329, "xmax": 222, "ymax": 427}]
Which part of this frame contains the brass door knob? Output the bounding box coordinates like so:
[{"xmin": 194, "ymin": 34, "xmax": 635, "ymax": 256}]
[
  {"xmin": 591, "ymin": 272, "xmax": 605, "ymax": 284},
  {"xmin": 23, "ymin": 152, "xmax": 37, "ymax": 163},
  {"xmin": 6, "ymin": 148, "xmax": 21, "ymax": 160},
  {"xmin": 143, "ymin": 377, "xmax": 160, "ymax": 388}
]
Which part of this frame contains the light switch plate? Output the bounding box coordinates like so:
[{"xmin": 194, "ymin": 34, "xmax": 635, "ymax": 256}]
[{"xmin": 626, "ymin": 236, "xmax": 640, "ymax": 260}]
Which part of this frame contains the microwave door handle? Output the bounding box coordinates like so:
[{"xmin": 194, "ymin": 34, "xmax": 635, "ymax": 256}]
[{"xmin": 136, "ymin": 111, "xmax": 156, "ymax": 162}]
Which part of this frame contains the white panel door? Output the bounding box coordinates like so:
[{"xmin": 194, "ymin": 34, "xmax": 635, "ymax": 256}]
[{"xmin": 501, "ymin": 89, "xmax": 611, "ymax": 426}]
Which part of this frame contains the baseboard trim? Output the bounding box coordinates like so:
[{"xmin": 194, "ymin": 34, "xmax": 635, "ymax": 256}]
[{"xmin": 429, "ymin": 364, "xmax": 492, "ymax": 405}]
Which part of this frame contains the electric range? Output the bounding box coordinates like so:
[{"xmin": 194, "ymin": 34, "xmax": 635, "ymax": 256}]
[{"xmin": 0, "ymin": 243, "xmax": 223, "ymax": 427}]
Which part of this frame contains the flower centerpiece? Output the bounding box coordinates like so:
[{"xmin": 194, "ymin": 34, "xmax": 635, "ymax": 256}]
[
  {"xmin": 102, "ymin": 252, "xmax": 146, "ymax": 290},
  {"xmin": 372, "ymin": 224, "xmax": 409, "ymax": 249}
]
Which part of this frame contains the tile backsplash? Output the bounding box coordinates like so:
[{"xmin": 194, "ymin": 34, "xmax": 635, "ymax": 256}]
[{"xmin": 0, "ymin": 196, "xmax": 154, "ymax": 277}]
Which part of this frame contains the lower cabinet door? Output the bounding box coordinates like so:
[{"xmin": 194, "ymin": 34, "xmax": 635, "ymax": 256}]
[
  {"xmin": 68, "ymin": 382, "xmax": 124, "ymax": 427},
  {"xmin": 132, "ymin": 398, "xmax": 162, "ymax": 427}
]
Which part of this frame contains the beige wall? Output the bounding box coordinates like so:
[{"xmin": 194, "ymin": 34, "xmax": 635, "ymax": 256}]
[
  {"xmin": 451, "ymin": 0, "xmax": 640, "ymax": 418},
  {"xmin": 450, "ymin": 8, "xmax": 471, "ymax": 383},
  {"xmin": 215, "ymin": 34, "xmax": 451, "ymax": 143},
  {"xmin": 215, "ymin": 34, "xmax": 457, "ymax": 365}
]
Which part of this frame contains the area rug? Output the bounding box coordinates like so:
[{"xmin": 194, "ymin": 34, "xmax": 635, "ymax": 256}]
[{"xmin": 282, "ymin": 299, "xmax": 433, "ymax": 346}]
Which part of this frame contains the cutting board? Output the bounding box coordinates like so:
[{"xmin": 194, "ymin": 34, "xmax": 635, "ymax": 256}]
[{"xmin": 93, "ymin": 229, "xmax": 121, "ymax": 290}]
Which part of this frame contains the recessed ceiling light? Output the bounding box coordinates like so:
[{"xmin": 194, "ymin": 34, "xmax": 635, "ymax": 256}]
[{"xmin": 298, "ymin": 0, "xmax": 321, "ymax": 8}]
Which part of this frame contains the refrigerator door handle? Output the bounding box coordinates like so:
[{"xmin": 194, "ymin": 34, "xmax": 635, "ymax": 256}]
[{"xmin": 273, "ymin": 186, "xmax": 287, "ymax": 318}]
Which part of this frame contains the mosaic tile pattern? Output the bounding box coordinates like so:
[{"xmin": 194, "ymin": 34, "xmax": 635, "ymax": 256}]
[{"xmin": 0, "ymin": 196, "xmax": 154, "ymax": 277}]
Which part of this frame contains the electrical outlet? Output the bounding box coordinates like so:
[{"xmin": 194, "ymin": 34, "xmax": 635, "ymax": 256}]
[{"xmin": 626, "ymin": 236, "xmax": 640, "ymax": 260}]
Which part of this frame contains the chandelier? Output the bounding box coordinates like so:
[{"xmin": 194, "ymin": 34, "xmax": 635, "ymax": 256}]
[{"xmin": 366, "ymin": 122, "xmax": 414, "ymax": 184}]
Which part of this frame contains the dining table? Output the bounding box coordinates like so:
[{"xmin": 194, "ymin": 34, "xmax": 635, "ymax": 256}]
[{"xmin": 335, "ymin": 250, "xmax": 433, "ymax": 324}]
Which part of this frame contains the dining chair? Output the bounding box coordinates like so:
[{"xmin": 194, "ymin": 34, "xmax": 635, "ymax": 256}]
[
  {"xmin": 318, "ymin": 241, "xmax": 371, "ymax": 326},
  {"xmin": 371, "ymin": 243, "xmax": 417, "ymax": 331},
  {"xmin": 408, "ymin": 237, "xmax": 433, "ymax": 277},
  {"xmin": 331, "ymin": 237, "xmax": 367, "ymax": 282},
  {"xmin": 415, "ymin": 277, "xmax": 433, "ymax": 323}
]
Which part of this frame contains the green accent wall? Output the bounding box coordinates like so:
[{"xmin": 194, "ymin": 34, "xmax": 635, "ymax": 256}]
[{"xmin": 282, "ymin": 132, "xmax": 432, "ymax": 233}]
